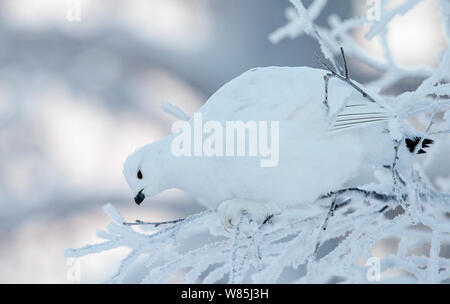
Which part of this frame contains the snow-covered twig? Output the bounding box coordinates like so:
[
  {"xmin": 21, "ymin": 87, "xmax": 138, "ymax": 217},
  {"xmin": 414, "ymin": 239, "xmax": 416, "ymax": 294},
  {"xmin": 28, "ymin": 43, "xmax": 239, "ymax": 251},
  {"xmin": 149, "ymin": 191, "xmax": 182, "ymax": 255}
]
[
  {"xmin": 66, "ymin": 171, "xmax": 450, "ymax": 283},
  {"xmin": 123, "ymin": 218, "xmax": 185, "ymax": 227}
]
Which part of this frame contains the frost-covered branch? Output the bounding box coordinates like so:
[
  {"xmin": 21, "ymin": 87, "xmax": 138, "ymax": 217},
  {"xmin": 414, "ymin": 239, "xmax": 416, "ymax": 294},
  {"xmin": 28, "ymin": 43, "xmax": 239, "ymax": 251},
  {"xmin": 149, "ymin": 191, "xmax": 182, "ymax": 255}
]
[
  {"xmin": 123, "ymin": 218, "xmax": 185, "ymax": 227},
  {"xmin": 65, "ymin": 170, "xmax": 450, "ymax": 283}
]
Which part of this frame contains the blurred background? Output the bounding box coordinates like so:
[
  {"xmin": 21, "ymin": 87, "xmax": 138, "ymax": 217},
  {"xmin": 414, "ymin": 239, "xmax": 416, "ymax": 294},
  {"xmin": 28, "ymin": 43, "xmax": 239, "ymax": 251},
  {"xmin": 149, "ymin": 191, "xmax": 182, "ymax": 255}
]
[{"xmin": 0, "ymin": 0, "xmax": 448, "ymax": 283}]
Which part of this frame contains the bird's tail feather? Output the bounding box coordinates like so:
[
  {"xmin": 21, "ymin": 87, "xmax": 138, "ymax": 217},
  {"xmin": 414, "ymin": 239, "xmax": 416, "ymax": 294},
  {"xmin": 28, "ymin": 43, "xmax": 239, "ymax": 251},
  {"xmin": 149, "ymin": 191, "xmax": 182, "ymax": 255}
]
[
  {"xmin": 405, "ymin": 137, "xmax": 434, "ymax": 154},
  {"xmin": 326, "ymin": 100, "xmax": 434, "ymax": 154}
]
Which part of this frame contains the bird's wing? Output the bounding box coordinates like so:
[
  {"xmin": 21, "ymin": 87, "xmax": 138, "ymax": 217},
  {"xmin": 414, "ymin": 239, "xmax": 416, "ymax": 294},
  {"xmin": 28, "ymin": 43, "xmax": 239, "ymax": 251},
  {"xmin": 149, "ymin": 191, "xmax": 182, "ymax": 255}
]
[
  {"xmin": 198, "ymin": 66, "xmax": 392, "ymax": 133},
  {"xmin": 198, "ymin": 66, "xmax": 328, "ymax": 122}
]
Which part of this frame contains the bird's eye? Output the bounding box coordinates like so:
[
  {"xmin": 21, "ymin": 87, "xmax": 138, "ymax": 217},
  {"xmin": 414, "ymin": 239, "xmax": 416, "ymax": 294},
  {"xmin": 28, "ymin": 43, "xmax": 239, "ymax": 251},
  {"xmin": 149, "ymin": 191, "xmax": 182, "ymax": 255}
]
[{"xmin": 137, "ymin": 170, "xmax": 143, "ymax": 179}]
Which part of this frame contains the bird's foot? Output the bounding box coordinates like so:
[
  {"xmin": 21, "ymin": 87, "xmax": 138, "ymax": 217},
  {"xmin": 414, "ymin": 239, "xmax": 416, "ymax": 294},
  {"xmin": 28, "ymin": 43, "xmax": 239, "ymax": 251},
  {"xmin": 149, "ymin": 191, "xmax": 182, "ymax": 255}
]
[{"xmin": 217, "ymin": 199, "xmax": 275, "ymax": 231}]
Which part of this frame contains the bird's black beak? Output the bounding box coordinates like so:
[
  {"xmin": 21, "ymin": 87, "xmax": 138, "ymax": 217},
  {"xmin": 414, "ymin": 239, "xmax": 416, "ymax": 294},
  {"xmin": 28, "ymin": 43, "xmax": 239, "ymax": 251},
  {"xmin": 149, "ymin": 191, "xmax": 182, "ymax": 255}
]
[{"xmin": 134, "ymin": 189, "xmax": 145, "ymax": 205}]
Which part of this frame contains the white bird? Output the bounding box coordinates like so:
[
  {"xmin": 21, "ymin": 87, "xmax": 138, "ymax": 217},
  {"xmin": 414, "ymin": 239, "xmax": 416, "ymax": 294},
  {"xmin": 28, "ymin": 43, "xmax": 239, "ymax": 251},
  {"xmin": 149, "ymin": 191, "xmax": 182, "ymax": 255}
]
[{"xmin": 123, "ymin": 66, "xmax": 432, "ymax": 229}]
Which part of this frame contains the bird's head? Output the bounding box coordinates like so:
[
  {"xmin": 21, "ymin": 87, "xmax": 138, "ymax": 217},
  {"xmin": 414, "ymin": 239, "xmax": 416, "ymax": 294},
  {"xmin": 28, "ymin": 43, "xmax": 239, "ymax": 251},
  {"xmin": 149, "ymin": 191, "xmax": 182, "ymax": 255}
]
[{"xmin": 123, "ymin": 145, "xmax": 165, "ymax": 206}]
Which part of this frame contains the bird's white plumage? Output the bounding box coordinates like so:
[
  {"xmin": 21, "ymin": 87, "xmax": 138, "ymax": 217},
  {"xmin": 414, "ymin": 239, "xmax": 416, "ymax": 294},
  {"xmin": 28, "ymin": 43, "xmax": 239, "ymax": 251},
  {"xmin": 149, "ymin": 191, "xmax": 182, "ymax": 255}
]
[{"xmin": 123, "ymin": 66, "xmax": 394, "ymax": 226}]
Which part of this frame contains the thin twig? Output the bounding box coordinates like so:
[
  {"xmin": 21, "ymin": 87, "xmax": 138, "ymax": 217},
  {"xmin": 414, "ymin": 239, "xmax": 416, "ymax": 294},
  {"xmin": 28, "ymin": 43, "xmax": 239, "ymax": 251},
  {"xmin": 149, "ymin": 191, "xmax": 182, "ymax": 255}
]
[
  {"xmin": 321, "ymin": 197, "xmax": 338, "ymax": 231},
  {"xmin": 429, "ymin": 129, "xmax": 450, "ymax": 135},
  {"xmin": 322, "ymin": 73, "xmax": 334, "ymax": 116},
  {"xmin": 123, "ymin": 218, "xmax": 185, "ymax": 227},
  {"xmin": 392, "ymin": 141, "xmax": 407, "ymax": 203},
  {"xmin": 321, "ymin": 187, "xmax": 397, "ymax": 202},
  {"xmin": 340, "ymin": 47, "xmax": 349, "ymax": 79},
  {"xmin": 315, "ymin": 50, "xmax": 381, "ymax": 106}
]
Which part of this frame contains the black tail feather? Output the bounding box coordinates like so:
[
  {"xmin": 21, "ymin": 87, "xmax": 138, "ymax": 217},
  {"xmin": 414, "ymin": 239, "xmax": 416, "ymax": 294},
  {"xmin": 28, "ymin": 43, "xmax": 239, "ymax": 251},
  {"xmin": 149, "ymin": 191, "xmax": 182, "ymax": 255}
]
[{"xmin": 405, "ymin": 137, "xmax": 434, "ymax": 154}]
